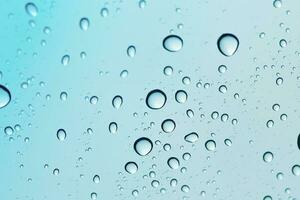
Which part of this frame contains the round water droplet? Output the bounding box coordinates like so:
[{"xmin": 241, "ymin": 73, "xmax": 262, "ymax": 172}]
[
  {"xmin": 127, "ymin": 45, "xmax": 136, "ymax": 58},
  {"xmin": 224, "ymin": 139, "xmax": 232, "ymax": 146},
  {"xmin": 134, "ymin": 137, "xmax": 153, "ymax": 156},
  {"xmin": 161, "ymin": 119, "xmax": 176, "ymax": 133},
  {"xmin": 109, "ymin": 122, "xmax": 118, "ymax": 134},
  {"xmin": 263, "ymin": 196, "xmax": 272, "ymax": 200},
  {"xmin": 53, "ymin": 168, "xmax": 60, "ymax": 175},
  {"xmin": 56, "ymin": 129, "xmax": 66, "ymax": 141},
  {"xmin": 217, "ymin": 33, "xmax": 239, "ymax": 57},
  {"xmin": 90, "ymin": 96, "xmax": 98, "ymax": 104},
  {"xmin": 184, "ymin": 132, "xmax": 199, "ymax": 143},
  {"xmin": 181, "ymin": 185, "xmax": 190, "ymax": 193},
  {"xmin": 292, "ymin": 165, "xmax": 300, "ymax": 176},
  {"xmin": 219, "ymin": 85, "xmax": 227, "ymax": 93},
  {"xmin": 273, "ymin": 0, "xmax": 282, "ymax": 8},
  {"xmin": 4, "ymin": 126, "xmax": 14, "ymax": 136},
  {"xmin": 175, "ymin": 90, "xmax": 187, "ymax": 103},
  {"xmin": 100, "ymin": 8, "xmax": 109, "ymax": 17},
  {"xmin": 112, "ymin": 95, "xmax": 123, "ymax": 109},
  {"xmin": 205, "ymin": 140, "xmax": 216, "ymax": 151},
  {"xmin": 163, "ymin": 35, "xmax": 183, "ymax": 52},
  {"xmin": 266, "ymin": 120, "xmax": 274, "ymax": 128},
  {"xmin": 163, "ymin": 66, "xmax": 173, "ymax": 76},
  {"xmin": 25, "ymin": 2, "xmax": 38, "ymax": 17},
  {"xmin": 146, "ymin": 89, "xmax": 167, "ymax": 110},
  {"xmin": 60, "ymin": 92, "xmax": 68, "ymax": 101},
  {"xmin": 167, "ymin": 157, "xmax": 180, "ymax": 169},
  {"xmin": 79, "ymin": 17, "xmax": 89, "ymax": 31},
  {"xmin": 0, "ymin": 85, "xmax": 11, "ymax": 109},
  {"xmin": 263, "ymin": 151, "xmax": 274, "ymax": 163},
  {"xmin": 93, "ymin": 175, "xmax": 100, "ymax": 183},
  {"xmin": 276, "ymin": 77, "xmax": 283, "ymax": 85},
  {"xmin": 218, "ymin": 65, "xmax": 227, "ymax": 73},
  {"xmin": 91, "ymin": 192, "xmax": 97, "ymax": 200},
  {"xmin": 125, "ymin": 162, "xmax": 138, "ymax": 174},
  {"xmin": 61, "ymin": 55, "xmax": 70, "ymax": 66},
  {"xmin": 279, "ymin": 39, "xmax": 287, "ymax": 48}
]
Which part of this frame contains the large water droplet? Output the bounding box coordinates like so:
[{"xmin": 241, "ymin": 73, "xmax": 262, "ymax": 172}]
[
  {"xmin": 167, "ymin": 157, "xmax": 180, "ymax": 169},
  {"xmin": 163, "ymin": 35, "xmax": 183, "ymax": 52},
  {"xmin": 57, "ymin": 129, "xmax": 66, "ymax": 141},
  {"xmin": 184, "ymin": 132, "xmax": 199, "ymax": 143},
  {"xmin": 217, "ymin": 33, "xmax": 239, "ymax": 57},
  {"xmin": 0, "ymin": 85, "xmax": 11, "ymax": 109},
  {"xmin": 79, "ymin": 17, "xmax": 90, "ymax": 31},
  {"xmin": 134, "ymin": 137, "xmax": 153, "ymax": 156},
  {"xmin": 112, "ymin": 95, "xmax": 123, "ymax": 109},
  {"xmin": 125, "ymin": 162, "xmax": 138, "ymax": 174},
  {"xmin": 161, "ymin": 119, "xmax": 176, "ymax": 133},
  {"xmin": 25, "ymin": 2, "xmax": 38, "ymax": 17},
  {"xmin": 146, "ymin": 89, "xmax": 167, "ymax": 110}
]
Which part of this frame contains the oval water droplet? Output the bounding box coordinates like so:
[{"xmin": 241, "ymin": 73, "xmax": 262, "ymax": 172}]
[
  {"xmin": 109, "ymin": 122, "xmax": 118, "ymax": 134},
  {"xmin": 127, "ymin": 45, "xmax": 136, "ymax": 58},
  {"xmin": 134, "ymin": 137, "xmax": 153, "ymax": 156},
  {"xmin": 167, "ymin": 157, "xmax": 180, "ymax": 169},
  {"xmin": 79, "ymin": 17, "xmax": 89, "ymax": 31},
  {"xmin": 297, "ymin": 134, "xmax": 300, "ymax": 150},
  {"xmin": 125, "ymin": 162, "xmax": 138, "ymax": 174},
  {"xmin": 163, "ymin": 35, "xmax": 183, "ymax": 52},
  {"xmin": 217, "ymin": 33, "xmax": 239, "ymax": 57},
  {"xmin": 184, "ymin": 132, "xmax": 199, "ymax": 143},
  {"xmin": 0, "ymin": 85, "xmax": 11, "ymax": 109},
  {"xmin": 61, "ymin": 55, "xmax": 70, "ymax": 66},
  {"xmin": 146, "ymin": 89, "xmax": 167, "ymax": 110},
  {"xmin": 292, "ymin": 165, "xmax": 300, "ymax": 176},
  {"xmin": 205, "ymin": 140, "xmax": 216, "ymax": 151},
  {"xmin": 161, "ymin": 119, "xmax": 176, "ymax": 133},
  {"xmin": 175, "ymin": 90, "xmax": 187, "ymax": 103},
  {"xmin": 25, "ymin": 2, "xmax": 38, "ymax": 17},
  {"xmin": 263, "ymin": 151, "xmax": 274, "ymax": 163},
  {"xmin": 112, "ymin": 95, "xmax": 123, "ymax": 109},
  {"xmin": 93, "ymin": 175, "xmax": 100, "ymax": 183},
  {"xmin": 56, "ymin": 129, "xmax": 66, "ymax": 141}
]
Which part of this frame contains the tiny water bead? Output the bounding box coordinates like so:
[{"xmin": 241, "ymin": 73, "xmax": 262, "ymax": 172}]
[
  {"xmin": 127, "ymin": 45, "xmax": 136, "ymax": 58},
  {"xmin": 273, "ymin": 0, "xmax": 282, "ymax": 8},
  {"xmin": 167, "ymin": 157, "xmax": 180, "ymax": 169},
  {"xmin": 184, "ymin": 132, "xmax": 199, "ymax": 143},
  {"xmin": 219, "ymin": 85, "xmax": 227, "ymax": 93},
  {"xmin": 90, "ymin": 96, "xmax": 99, "ymax": 104},
  {"xmin": 109, "ymin": 122, "xmax": 118, "ymax": 134},
  {"xmin": 175, "ymin": 90, "xmax": 187, "ymax": 103},
  {"xmin": 263, "ymin": 151, "xmax": 274, "ymax": 163},
  {"xmin": 53, "ymin": 168, "xmax": 60, "ymax": 175},
  {"xmin": 91, "ymin": 192, "xmax": 97, "ymax": 200},
  {"xmin": 125, "ymin": 162, "xmax": 138, "ymax": 174},
  {"xmin": 4, "ymin": 126, "xmax": 14, "ymax": 136},
  {"xmin": 93, "ymin": 175, "xmax": 100, "ymax": 183},
  {"xmin": 292, "ymin": 165, "xmax": 300, "ymax": 176},
  {"xmin": 56, "ymin": 129, "xmax": 66, "ymax": 141},
  {"xmin": 217, "ymin": 33, "xmax": 239, "ymax": 57},
  {"xmin": 100, "ymin": 7, "xmax": 109, "ymax": 17},
  {"xmin": 163, "ymin": 66, "xmax": 173, "ymax": 76},
  {"xmin": 60, "ymin": 92, "xmax": 68, "ymax": 101},
  {"xmin": 266, "ymin": 120, "xmax": 274, "ymax": 128},
  {"xmin": 161, "ymin": 119, "xmax": 176, "ymax": 133},
  {"xmin": 205, "ymin": 140, "xmax": 216, "ymax": 151},
  {"xmin": 279, "ymin": 39, "xmax": 287, "ymax": 48},
  {"xmin": 61, "ymin": 55, "xmax": 70, "ymax": 66},
  {"xmin": 0, "ymin": 85, "xmax": 11, "ymax": 109},
  {"xmin": 79, "ymin": 17, "xmax": 90, "ymax": 31},
  {"xmin": 218, "ymin": 65, "xmax": 227, "ymax": 73},
  {"xmin": 134, "ymin": 137, "xmax": 153, "ymax": 156},
  {"xmin": 112, "ymin": 95, "xmax": 123, "ymax": 109},
  {"xmin": 162, "ymin": 35, "xmax": 183, "ymax": 52},
  {"xmin": 145, "ymin": 89, "xmax": 167, "ymax": 110},
  {"xmin": 25, "ymin": 2, "xmax": 38, "ymax": 17}
]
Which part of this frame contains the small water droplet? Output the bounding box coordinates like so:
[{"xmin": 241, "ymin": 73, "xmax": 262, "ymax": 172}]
[
  {"xmin": 100, "ymin": 8, "xmax": 109, "ymax": 17},
  {"xmin": 163, "ymin": 66, "xmax": 173, "ymax": 76},
  {"xmin": 279, "ymin": 39, "xmax": 287, "ymax": 48},
  {"xmin": 127, "ymin": 45, "xmax": 136, "ymax": 58},
  {"xmin": 161, "ymin": 119, "xmax": 176, "ymax": 133},
  {"xmin": 56, "ymin": 129, "xmax": 66, "ymax": 141},
  {"xmin": 61, "ymin": 55, "xmax": 70, "ymax": 66},
  {"xmin": 134, "ymin": 137, "xmax": 153, "ymax": 156},
  {"xmin": 163, "ymin": 35, "xmax": 183, "ymax": 52},
  {"xmin": 292, "ymin": 165, "xmax": 300, "ymax": 176},
  {"xmin": 0, "ymin": 85, "xmax": 11, "ymax": 109},
  {"xmin": 273, "ymin": 0, "xmax": 282, "ymax": 8},
  {"xmin": 217, "ymin": 33, "xmax": 239, "ymax": 57},
  {"xmin": 93, "ymin": 175, "xmax": 100, "ymax": 183},
  {"xmin": 79, "ymin": 17, "xmax": 89, "ymax": 31},
  {"xmin": 205, "ymin": 140, "xmax": 216, "ymax": 151},
  {"xmin": 4, "ymin": 126, "xmax": 14, "ymax": 136},
  {"xmin": 125, "ymin": 162, "xmax": 138, "ymax": 174},
  {"xmin": 60, "ymin": 92, "xmax": 68, "ymax": 101},
  {"xmin": 146, "ymin": 89, "xmax": 167, "ymax": 110},
  {"xmin": 266, "ymin": 120, "xmax": 274, "ymax": 128},
  {"xmin": 175, "ymin": 90, "xmax": 187, "ymax": 103},
  {"xmin": 263, "ymin": 151, "xmax": 274, "ymax": 163},
  {"xmin": 184, "ymin": 132, "xmax": 199, "ymax": 143},
  {"xmin": 25, "ymin": 2, "xmax": 38, "ymax": 17},
  {"xmin": 112, "ymin": 95, "xmax": 123, "ymax": 109},
  {"xmin": 167, "ymin": 157, "xmax": 180, "ymax": 169},
  {"xmin": 109, "ymin": 122, "xmax": 118, "ymax": 134}
]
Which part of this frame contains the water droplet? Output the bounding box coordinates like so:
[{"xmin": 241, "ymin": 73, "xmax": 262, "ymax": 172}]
[
  {"xmin": 266, "ymin": 120, "xmax": 274, "ymax": 128},
  {"xmin": 297, "ymin": 134, "xmax": 300, "ymax": 150},
  {"xmin": 120, "ymin": 70, "xmax": 128, "ymax": 78},
  {"xmin": 218, "ymin": 65, "xmax": 227, "ymax": 73},
  {"xmin": 56, "ymin": 129, "xmax": 66, "ymax": 141},
  {"xmin": 139, "ymin": 0, "xmax": 147, "ymax": 8},
  {"xmin": 90, "ymin": 96, "xmax": 98, "ymax": 104},
  {"xmin": 217, "ymin": 33, "xmax": 239, "ymax": 57},
  {"xmin": 181, "ymin": 185, "xmax": 190, "ymax": 193},
  {"xmin": 279, "ymin": 39, "xmax": 287, "ymax": 48},
  {"xmin": 163, "ymin": 35, "xmax": 183, "ymax": 52},
  {"xmin": 292, "ymin": 165, "xmax": 300, "ymax": 176},
  {"xmin": 4, "ymin": 126, "xmax": 14, "ymax": 136},
  {"xmin": 163, "ymin": 66, "xmax": 173, "ymax": 76},
  {"xmin": 263, "ymin": 196, "xmax": 272, "ymax": 200},
  {"xmin": 100, "ymin": 8, "xmax": 109, "ymax": 17},
  {"xmin": 91, "ymin": 192, "xmax": 97, "ymax": 200},
  {"xmin": 205, "ymin": 140, "xmax": 216, "ymax": 151},
  {"xmin": 184, "ymin": 132, "xmax": 199, "ymax": 143},
  {"xmin": 53, "ymin": 168, "xmax": 60, "ymax": 175},
  {"xmin": 146, "ymin": 89, "xmax": 167, "ymax": 109},
  {"xmin": 109, "ymin": 122, "xmax": 118, "ymax": 134},
  {"xmin": 60, "ymin": 92, "xmax": 68, "ymax": 101},
  {"xmin": 134, "ymin": 137, "xmax": 153, "ymax": 156},
  {"xmin": 276, "ymin": 77, "xmax": 283, "ymax": 85},
  {"xmin": 79, "ymin": 17, "xmax": 89, "ymax": 31},
  {"xmin": 127, "ymin": 45, "xmax": 136, "ymax": 58},
  {"xmin": 61, "ymin": 55, "xmax": 70, "ymax": 66},
  {"xmin": 280, "ymin": 113, "xmax": 287, "ymax": 121},
  {"xmin": 167, "ymin": 157, "xmax": 180, "ymax": 169},
  {"xmin": 25, "ymin": 2, "xmax": 38, "ymax": 17},
  {"xmin": 161, "ymin": 119, "xmax": 176, "ymax": 133},
  {"xmin": 112, "ymin": 95, "xmax": 123, "ymax": 109},
  {"xmin": 170, "ymin": 178, "xmax": 177, "ymax": 187},
  {"xmin": 0, "ymin": 85, "xmax": 11, "ymax": 109},
  {"xmin": 93, "ymin": 175, "xmax": 100, "ymax": 183},
  {"xmin": 175, "ymin": 90, "xmax": 187, "ymax": 103},
  {"xmin": 272, "ymin": 103, "xmax": 280, "ymax": 111},
  {"xmin": 273, "ymin": 0, "xmax": 282, "ymax": 8},
  {"xmin": 182, "ymin": 152, "xmax": 191, "ymax": 160},
  {"xmin": 125, "ymin": 162, "xmax": 138, "ymax": 174},
  {"xmin": 263, "ymin": 151, "xmax": 274, "ymax": 163},
  {"xmin": 224, "ymin": 139, "xmax": 232, "ymax": 146},
  {"xmin": 219, "ymin": 85, "xmax": 227, "ymax": 93}
]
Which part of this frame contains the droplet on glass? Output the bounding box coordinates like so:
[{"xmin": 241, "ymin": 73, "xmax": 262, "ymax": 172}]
[
  {"xmin": 161, "ymin": 119, "xmax": 176, "ymax": 133},
  {"xmin": 61, "ymin": 55, "xmax": 70, "ymax": 66},
  {"xmin": 127, "ymin": 45, "xmax": 136, "ymax": 58},
  {"xmin": 25, "ymin": 2, "xmax": 38, "ymax": 17},
  {"xmin": 134, "ymin": 137, "xmax": 153, "ymax": 156},
  {"xmin": 125, "ymin": 162, "xmax": 138, "ymax": 174},
  {"xmin": 112, "ymin": 95, "xmax": 123, "ymax": 109},
  {"xmin": 292, "ymin": 165, "xmax": 300, "ymax": 176},
  {"xmin": 79, "ymin": 17, "xmax": 90, "ymax": 31},
  {"xmin": 217, "ymin": 33, "xmax": 239, "ymax": 57},
  {"xmin": 0, "ymin": 85, "xmax": 11, "ymax": 109},
  {"xmin": 109, "ymin": 122, "xmax": 118, "ymax": 134},
  {"xmin": 167, "ymin": 157, "xmax": 180, "ymax": 169},
  {"xmin": 57, "ymin": 129, "xmax": 66, "ymax": 141},
  {"xmin": 175, "ymin": 90, "xmax": 187, "ymax": 103},
  {"xmin": 205, "ymin": 140, "xmax": 216, "ymax": 151},
  {"xmin": 163, "ymin": 35, "xmax": 183, "ymax": 52},
  {"xmin": 184, "ymin": 132, "xmax": 199, "ymax": 143},
  {"xmin": 263, "ymin": 151, "xmax": 274, "ymax": 163},
  {"xmin": 146, "ymin": 89, "xmax": 167, "ymax": 110}
]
